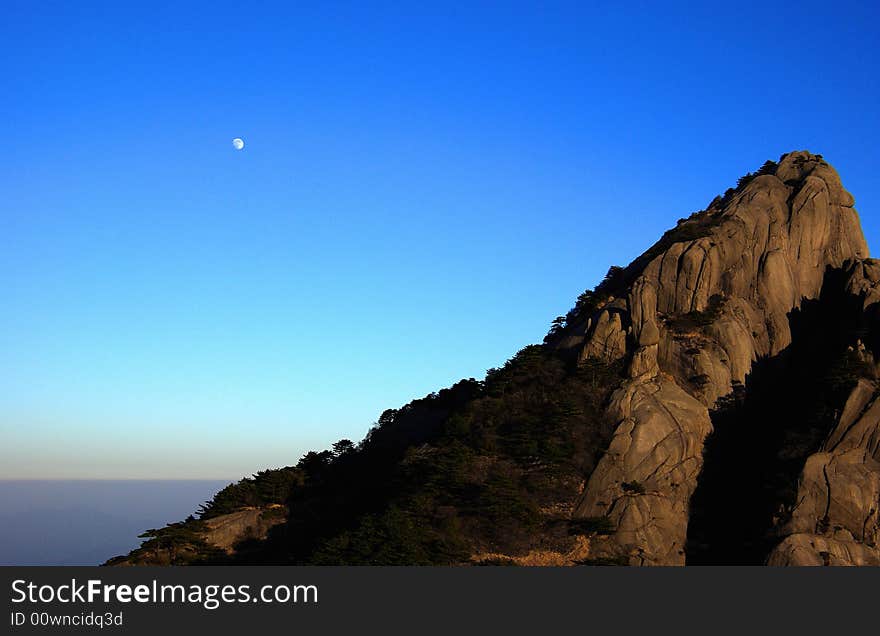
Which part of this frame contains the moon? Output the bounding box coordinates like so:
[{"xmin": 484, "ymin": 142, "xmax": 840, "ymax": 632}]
[{"xmin": 232, "ymin": 138, "xmax": 245, "ymax": 150}]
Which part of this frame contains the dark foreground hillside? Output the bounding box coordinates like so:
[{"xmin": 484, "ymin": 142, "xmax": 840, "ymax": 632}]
[{"xmin": 111, "ymin": 348, "xmax": 624, "ymax": 565}]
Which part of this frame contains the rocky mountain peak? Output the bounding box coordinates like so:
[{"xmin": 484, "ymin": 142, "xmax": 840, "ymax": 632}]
[
  {"xmin": 552, "ymin": 151, "xmax": 879, "ymax": 565},
  {"xmin": 555, "ymin": 150, "xmax": 868, "ymax": 404}
]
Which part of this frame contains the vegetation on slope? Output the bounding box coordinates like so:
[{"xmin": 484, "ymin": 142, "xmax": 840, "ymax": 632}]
[
  {"xmin": 236, "ymin": 347, "xmax": 623, "ymax": 564},
  {"xmin": 198, "ymin": 468, "xmax": 303, "ymax": 519},
  {"xmin": 110, "ymin": 345, "xmax": 623, "ymax": 565},
  {"xmin": 105, "ymin": 467, "xmax": 302, "ymax": 565}
]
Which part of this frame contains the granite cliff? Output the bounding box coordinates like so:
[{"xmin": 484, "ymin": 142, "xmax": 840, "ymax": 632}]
[{"xmin": 550, "ymin": 150, "xmax": 878, "ymax": 565}]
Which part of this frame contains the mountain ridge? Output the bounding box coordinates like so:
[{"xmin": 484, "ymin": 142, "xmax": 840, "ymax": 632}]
[{"xmin": 110, "ymin": 151, "xmax": 880, "ymax": 566}]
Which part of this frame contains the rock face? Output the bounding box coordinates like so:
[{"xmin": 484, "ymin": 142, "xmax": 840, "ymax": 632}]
[
  {"xmin": 574, "ymin": 377, "xmax": 711, "ymax": 565},
  {"xmin": 767, "ymin": 371, "xmax": 880, "ymax": 566},
  {"xmin": 554, "ymin": 151, "xmax": 876, "ymax": 565},
  {"xmin": 201, "ymin": 506, "xmax": 285, "ymax": 553}
]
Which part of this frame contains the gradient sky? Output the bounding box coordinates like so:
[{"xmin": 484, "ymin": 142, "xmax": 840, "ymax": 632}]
[{"xmin": 2, "ymin": 1, "xmax": 878, "ymax": 479}]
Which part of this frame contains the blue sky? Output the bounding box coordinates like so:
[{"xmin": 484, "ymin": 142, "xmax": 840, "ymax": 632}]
[{"xmin": 1, "ymin": 1, "xmax": 878, "ymax": 478}]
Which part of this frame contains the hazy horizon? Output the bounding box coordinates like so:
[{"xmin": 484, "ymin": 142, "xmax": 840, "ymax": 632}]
[
  {"xmin": 0, "ymin": 478, "xmax": 238, "ymax": 482},
  {"xmin": 0, "ymin": 479, "xmax": 229, "ymax": 565},
  {"xmin": 3, "ymin": 1, "xmax": 879, "ymax": 479}
]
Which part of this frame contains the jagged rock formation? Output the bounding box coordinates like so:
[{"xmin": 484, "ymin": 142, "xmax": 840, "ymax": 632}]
[{"xmin": 555, "ymin": 151, "xmax": 877, "ymax": 565}]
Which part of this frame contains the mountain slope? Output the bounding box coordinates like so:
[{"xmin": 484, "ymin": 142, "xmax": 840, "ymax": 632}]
[{"xmin": 111, "ymin": 151, "xmax": 880, "ymax": 566}]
